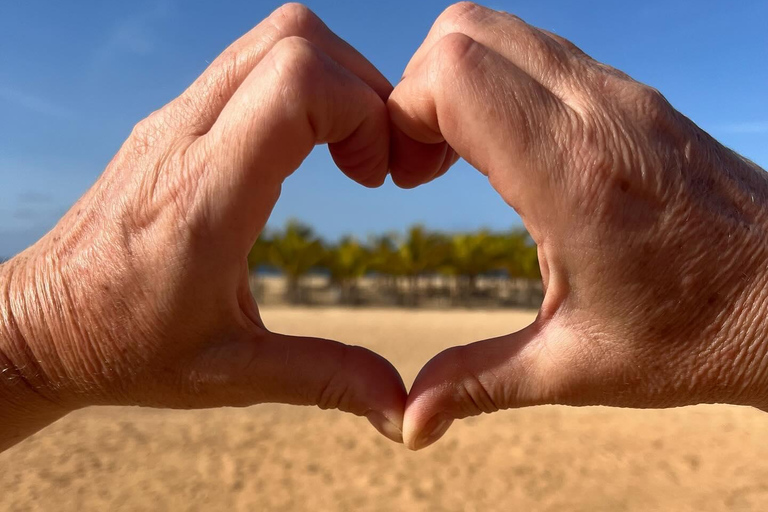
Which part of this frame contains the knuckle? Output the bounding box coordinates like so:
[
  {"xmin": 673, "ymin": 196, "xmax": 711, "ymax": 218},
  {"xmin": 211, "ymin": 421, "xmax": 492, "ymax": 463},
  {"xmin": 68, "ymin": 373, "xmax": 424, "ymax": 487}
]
[
  {"xmin": 268, "ymin": 36, "xmax": 324, "ymax": 89},
  {"xmin": 615, "ymin": 82, "xmax": 683, "ymax": 145},
  {"xmin": 458, "ymin": 377, "xmax": 499, "ymax": 416},
  {"xmin": 214, "ymin": 50, "xmax": 245, "ymax": 98},
  {"xmin": 545, "ymin": 29, "xmax": 586, "ymax": 58},
  {"xmin": 438, "ymin": 2, "xmax": 484, "ymax": 29},
  {"xmin": 265, "ymin": 36, "xmax": 342, "ymax": 140},
  {"xmin": 316, "ymin": 379, "xmax": 351, "ymax": 411},
  {"xmin": 505, "ymin": 24, "xmax": 572, "ymax": 78},
  {"xmin": 632, "ymin": 84, "xmax": 672, "ymax": 123},
  {"xmin": 130, "ymin": 114, "xmax": 155, "ymax": 139},
  {"xmin": 266, "ymin": 37, "xmax": 330, "ymax": 115},
  {"xmin": 440, "ymin": 346, "xmax": 500, "ymax": 417},
  {"xmin": 526, "ymin": 29, "xmax": 568, "ymax": 65},
  {"xmin": 314, "ymin": 345, "xmax": 357, "ymax": 412},
  {"xmin": 268, "ymin": 3, "xmax": 323, "ymax": 38},
  {"xmin": 431, "ymin": 32, "xmax": 484, "ymax": 77},
  {"xmin": 129, "ymin": 111, "xmax": 166, "ymax": 157},
  {"xmin": 435, "ymin": 4, "xmax": 571, "ymax": 80},
  {"xmin": 270, "ymin": 35, "xmax": 321, "ymax": 72}
]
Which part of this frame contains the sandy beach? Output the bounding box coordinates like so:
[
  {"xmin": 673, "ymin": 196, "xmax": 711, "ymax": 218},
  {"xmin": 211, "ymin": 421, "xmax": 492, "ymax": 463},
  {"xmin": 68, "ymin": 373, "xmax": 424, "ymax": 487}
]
[{"xmin": 2, "ymin": 307, "xmax": 767, "ymax": 511}]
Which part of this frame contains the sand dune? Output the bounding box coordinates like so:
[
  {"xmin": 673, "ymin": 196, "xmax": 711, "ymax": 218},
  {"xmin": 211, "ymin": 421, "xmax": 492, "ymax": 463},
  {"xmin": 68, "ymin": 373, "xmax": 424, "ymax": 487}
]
[{"xmin": 2, "ymin": 308, "xmax": 767, "ymax": 511}]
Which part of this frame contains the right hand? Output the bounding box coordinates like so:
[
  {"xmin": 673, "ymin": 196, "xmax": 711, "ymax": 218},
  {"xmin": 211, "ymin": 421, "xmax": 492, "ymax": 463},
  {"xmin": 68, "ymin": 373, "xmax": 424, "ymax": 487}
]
[{"xmin": 389, "ymin": 2, "xmax": 768, "ymax": 450}]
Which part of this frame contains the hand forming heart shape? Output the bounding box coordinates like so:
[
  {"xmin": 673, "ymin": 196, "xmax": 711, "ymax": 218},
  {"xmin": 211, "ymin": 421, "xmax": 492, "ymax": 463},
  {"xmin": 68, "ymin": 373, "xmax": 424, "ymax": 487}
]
[{"xmin": 2, "ymin": 3, "xmax": 767, "ymax": 453}]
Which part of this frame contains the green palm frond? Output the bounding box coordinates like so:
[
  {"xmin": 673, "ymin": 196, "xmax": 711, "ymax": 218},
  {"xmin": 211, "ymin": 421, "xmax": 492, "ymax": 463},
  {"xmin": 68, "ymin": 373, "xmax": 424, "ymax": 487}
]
[{"xmin": 269, "ymin": 220, "xmax": 326, "ymax": 279}]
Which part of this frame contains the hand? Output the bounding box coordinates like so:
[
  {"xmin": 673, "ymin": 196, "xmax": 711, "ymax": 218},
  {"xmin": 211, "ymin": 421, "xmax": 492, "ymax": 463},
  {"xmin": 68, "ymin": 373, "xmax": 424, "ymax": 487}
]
[
  {"xmin": 389, "ymin": 2, "xmax": 768, "ymax": 450},
  {"xmin": 0, "ymin": 4, "xmax": 406, "ymax": 452}
]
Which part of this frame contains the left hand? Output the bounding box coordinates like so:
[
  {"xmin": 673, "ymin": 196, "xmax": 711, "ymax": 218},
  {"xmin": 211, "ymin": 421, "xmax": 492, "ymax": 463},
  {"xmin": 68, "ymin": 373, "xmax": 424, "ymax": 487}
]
[{"xmin": 0, "ymin": 4, "xmax": 406, "ymax": 451}]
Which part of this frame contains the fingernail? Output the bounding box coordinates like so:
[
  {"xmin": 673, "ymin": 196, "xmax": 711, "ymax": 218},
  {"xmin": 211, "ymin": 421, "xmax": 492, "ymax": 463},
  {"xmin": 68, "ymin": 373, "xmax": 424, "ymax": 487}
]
[
  {"xmin": 410, "ymin": 414, "xmax": 453, "ymax": 451},
  {"xmin": 366, "ymin": 411, "xmax": 403, "ymax": 444}
]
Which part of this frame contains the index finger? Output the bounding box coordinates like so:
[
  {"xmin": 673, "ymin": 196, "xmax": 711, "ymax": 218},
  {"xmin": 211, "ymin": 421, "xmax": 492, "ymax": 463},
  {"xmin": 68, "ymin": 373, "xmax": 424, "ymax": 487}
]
[
  {"xmin": 168, "ymin": 4, "xmax": 392, "ymax": 135},
  {"xmin": 388, "ymin": 33, "xmax": 570, "ymax": 223},
  {"xmin": 191, "ymin": 37, "xmax": 390, "ymax": 257}
]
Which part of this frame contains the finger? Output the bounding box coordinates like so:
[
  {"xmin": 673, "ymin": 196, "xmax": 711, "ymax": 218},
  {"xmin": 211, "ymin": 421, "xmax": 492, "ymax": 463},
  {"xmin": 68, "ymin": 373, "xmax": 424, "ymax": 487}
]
[
  {"xmin": 389, "ymin": 3, "xmax": 578, "ymax": 188},
  {"xmin": 404, "ymin": 310, "xmax": 717, "ymax": 450},
  {"xmin": 168, "ymin": 3, "xmax": 391, "ymax": 134},
  {"xmin": 537, "ymin": 28, "xmax": 591, "ymax": 61},
  {"xmin": 534, "ymin": 27, "xmax": 634, "ymax": 82},
  {"xmin": 403, "ymin": 320, "xmax": 585, "ymax": 450},
  {"xmin": 403, "ymin": 3, "xmax": 574, "ymax": 93},
  {"xmin": 188, "ymin": 331, "xmax": 407, "ymax": 443},
  {"xmin": 192, "ymin": 36, "xmax": 389, "ymax": 255},
  {"xmin": 388, "ymin": 129, "xmax": 458, "ymax": 189},
  {"xmin": 388, "ymin": 33, "xmax": 571, "ymax": 218}
]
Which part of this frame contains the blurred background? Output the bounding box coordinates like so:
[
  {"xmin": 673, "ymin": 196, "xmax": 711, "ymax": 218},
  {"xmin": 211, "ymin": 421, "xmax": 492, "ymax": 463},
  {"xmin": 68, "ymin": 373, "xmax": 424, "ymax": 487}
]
[
  {"xmin": 2, "ymin": 1, "xmax": 768, "ymax": 511},
  {"xmin": 1, "ymin": 0, "xmax": 766, "ymax": 258}
]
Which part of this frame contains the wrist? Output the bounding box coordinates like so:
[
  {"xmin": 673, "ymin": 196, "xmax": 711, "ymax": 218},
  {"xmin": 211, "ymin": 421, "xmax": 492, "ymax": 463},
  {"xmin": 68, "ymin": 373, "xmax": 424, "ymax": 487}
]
[
  {"xmin": 0, "ymin": 254, "xmax": 70, "ymax": 450},
  {"xmin": 722, "ymin": 156, "xmax": 768, "ymax": 412},
  {"xmin": 743, "ymin": 275, "xmax": 768, "ymax": 412},
  {"xmin": 739, "ymin": 160, "xmax": 768, "ymax": 411},
  {"xmin": 684, "ymin": 141, "xmax": 768, "ymax": 410}
]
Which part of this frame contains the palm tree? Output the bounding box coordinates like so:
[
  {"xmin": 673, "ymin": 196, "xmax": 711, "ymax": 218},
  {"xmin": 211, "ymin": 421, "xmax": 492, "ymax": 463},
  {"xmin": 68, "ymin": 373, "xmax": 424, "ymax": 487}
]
[
  {"xmin": 368, "ymin": 233, "xmax": 403, "ymax": 303},
  {"xmin": 444, "ymin": 231, "xmax": 504, "ymax": 305},
  {"xmin": 500, "ymin": 230, "xmax": 540, "ymax": 279},
  {"xmin": 324, "ymin": 237, "xmax": 370, "ymax": 305},
  {"xmin": 498, "ymin": 229, "xmax": 542, "ymax": 306},
  {"xmin": 395, "ymin": 225, "xmax": 449, "ymax": 305},
  {"xmin": 269, "ymin": 220, "xmax": 326, "ymax": 304}
]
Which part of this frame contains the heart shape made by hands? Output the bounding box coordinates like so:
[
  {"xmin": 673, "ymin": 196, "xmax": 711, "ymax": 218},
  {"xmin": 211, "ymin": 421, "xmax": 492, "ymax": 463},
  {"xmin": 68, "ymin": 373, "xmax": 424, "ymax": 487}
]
[{"xmin": 8, "ymin": 3, "xmax": 763, "ymax": 457}]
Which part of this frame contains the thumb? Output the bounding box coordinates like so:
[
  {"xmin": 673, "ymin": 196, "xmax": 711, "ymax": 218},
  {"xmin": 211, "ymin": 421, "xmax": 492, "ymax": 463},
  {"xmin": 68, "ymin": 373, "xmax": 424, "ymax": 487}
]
[
  {"xmin": 187, "ymin": 329, "xmax": 407, "ymax": 443},
  {"xmin": 404, "ymin": 319, "xmax": 592, "ymax": 450}
]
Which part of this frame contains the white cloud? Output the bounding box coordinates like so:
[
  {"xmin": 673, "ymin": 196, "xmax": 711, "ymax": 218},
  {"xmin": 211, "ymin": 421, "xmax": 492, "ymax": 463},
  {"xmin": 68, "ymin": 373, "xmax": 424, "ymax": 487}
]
[
  {"xmin": 92, "ymin": 0, "xmax": 174, "ymax": 65},
  {"xmin": 105, "ymin": 19, "xmax": 157, "ymax": 55},
  {"xmin": 0, "ymin": 86, "xmax": 72, "ymax": 118}
]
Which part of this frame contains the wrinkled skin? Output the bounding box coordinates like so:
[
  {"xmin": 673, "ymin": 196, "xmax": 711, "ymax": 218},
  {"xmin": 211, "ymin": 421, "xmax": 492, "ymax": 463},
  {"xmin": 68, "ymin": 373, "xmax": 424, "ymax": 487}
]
[
  {"xmin": 0, "ymin": 3, "xmax": 407, "ymax": 452},
  {"xmin": 1, "ymin": 3, "xmax": 767, "ymax": 454},
  {"xmin": 389, "ymin": 2, "xmax": 768, "ymax": 449}
]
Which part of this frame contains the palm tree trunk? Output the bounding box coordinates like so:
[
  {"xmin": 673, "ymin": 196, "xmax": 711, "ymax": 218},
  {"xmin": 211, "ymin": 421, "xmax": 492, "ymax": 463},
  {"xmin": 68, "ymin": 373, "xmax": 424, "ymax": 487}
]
[
  {"xmin": 286, "ymin": 276, "xmax": 300, "ymax": 304},
  {"xmin": 348, "ymin": 280, "xmax": 360, "ymax": 305},
  {"xmin": 410, "ymin": 275, "xmax": 419, "ymax": 307},
  {"xmin": 467, "ymin": 274, "xmax": 478, "ymax": 306}
]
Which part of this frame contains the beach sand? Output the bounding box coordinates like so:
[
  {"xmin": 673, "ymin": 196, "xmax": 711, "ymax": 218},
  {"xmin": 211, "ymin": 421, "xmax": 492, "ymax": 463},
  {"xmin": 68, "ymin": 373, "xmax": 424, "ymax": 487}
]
[{"xmin": 2, "ymin": 307, "xmax": 767, "ymax": 511}]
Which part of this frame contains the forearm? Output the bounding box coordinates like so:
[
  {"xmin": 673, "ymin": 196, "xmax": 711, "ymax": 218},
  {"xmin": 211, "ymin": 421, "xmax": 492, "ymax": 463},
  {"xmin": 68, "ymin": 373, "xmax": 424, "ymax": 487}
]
[{"xmin": 0, "ymin": 256, "xmax": 69, "ymax": 453}]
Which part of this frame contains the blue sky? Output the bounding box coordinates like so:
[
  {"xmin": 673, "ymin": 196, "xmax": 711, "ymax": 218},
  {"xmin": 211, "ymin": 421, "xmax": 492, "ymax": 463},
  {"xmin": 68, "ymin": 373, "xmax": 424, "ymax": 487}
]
[{"xmin": 1, "ymin": 0, "xmax": 766, "ymax": 257}]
